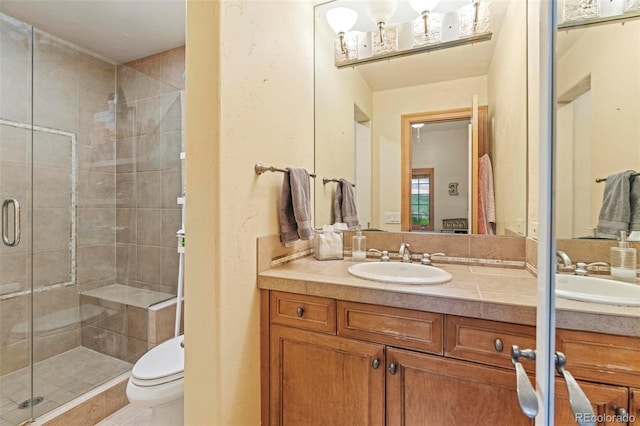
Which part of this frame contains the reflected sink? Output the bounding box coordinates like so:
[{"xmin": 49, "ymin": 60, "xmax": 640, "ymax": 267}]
[
  {"xmin": 555, "ymin": 274, "xmax": 640, "ymax": 307},
  {"xmin": 347, "ymin": 262, "xmax": 452, "ymax": 285}
]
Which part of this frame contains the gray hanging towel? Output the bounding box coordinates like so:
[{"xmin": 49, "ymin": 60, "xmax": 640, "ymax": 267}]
[
  {"xmin": 596, "ymin": 170, "xmax": 636, "ymax": 238},
  {"xmin": 339, "ymin": 179, "xmax": 359, "ymax": 229},
  {"xmin": 279, "ymin": 171, "xmax": 299, "ymax": 245},
  {"xmin": 629, "ymin": 174, "xmax": 640, "ymax": 231},
  {"xmin": 333, "ymin": 182, "xmax": 343, "ymax": 224},
  {"xmin": 288, "ymin": 168, "xmax": 314, "ymax": 240}
]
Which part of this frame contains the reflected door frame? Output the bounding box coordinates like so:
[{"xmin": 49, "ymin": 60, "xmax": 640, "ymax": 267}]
[{"xmin": 400, "ymin": 104, "xmax": 488, "ymax": 233}]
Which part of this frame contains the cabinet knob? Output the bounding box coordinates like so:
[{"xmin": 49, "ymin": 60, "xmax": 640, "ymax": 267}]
[
  {"xmin": 612, "ymin": 405, "xmax": 629, "ymax": 421},
  {"xmin": 372, "ymin": 358, "xmax": 380, "ymax": 369},
  {"xmin": 296, "ymin": 307, "xmax": 304, "ymax": 317},
  {"xmin": 389, "ymin": 362, "xmax": 397, "ymax": 375},
  {"xmin": 494, "ymin": 338, "xmax": 504, "ymax": 352}
]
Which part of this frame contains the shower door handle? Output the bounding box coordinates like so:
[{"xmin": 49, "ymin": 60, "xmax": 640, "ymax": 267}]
[{"xmin": 2, "ymin": 198, "xmax": 21, "ymax": 246}]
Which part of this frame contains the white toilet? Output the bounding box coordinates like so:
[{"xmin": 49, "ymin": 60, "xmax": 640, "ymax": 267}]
[{"xmin": 126, "ymin": 335, "xmax": 185, "ymax": 426}]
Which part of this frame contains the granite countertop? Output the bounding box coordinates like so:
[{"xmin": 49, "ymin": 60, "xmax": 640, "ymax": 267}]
[{"xmin": 258, "ymin": 257, "xmax": 640, "ymax": 338}]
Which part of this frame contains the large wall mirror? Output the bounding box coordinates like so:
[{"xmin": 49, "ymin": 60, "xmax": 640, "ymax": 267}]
[
  {"xmin": 314, "ymin": 0, "xmax": 528, "ymax": 236},
  {"xmin": 555, "ymin": 17, "xmax": 640, "ymax": 241}
]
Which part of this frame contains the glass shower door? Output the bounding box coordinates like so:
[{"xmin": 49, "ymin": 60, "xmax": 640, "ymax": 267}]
[{"xmin": 0, "ymin": 12, "xmax": 35, "ymax": 426}]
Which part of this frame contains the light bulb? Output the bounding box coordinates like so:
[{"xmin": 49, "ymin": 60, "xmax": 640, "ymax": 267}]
[
  {"xmin": 365, "ymin": 0, "xmax": 398, "ymax": 25},
  {"xmin": 326, "ymin": 7, "xmax": 358, "ymax": 35},
  {"xmin": 407, "ymin": 0, "xmax": 440, "ymax": 14}
]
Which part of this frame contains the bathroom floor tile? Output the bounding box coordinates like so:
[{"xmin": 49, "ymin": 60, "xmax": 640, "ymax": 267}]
[{"xmin": 97, "ymin": 403, "xmax": 152, "ymax": 426}]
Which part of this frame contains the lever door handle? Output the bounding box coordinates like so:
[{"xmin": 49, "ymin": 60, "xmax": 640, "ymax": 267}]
[
  {"xmin": 2, "ymin": 198, "xmax": 20, "ymax": 247},
  {"xmin": 511, "ymin": 345, "xmax": 538, "ymax": 418},
  {"xmin": 555, "ymin": 352, "xmax": 595, "ymax": 426}
]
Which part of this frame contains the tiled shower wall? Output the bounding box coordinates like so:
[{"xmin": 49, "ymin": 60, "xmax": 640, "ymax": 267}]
[
  {"xmin": 0, "ymin": 11, "xmax": 184, "ymax": 376},
  {"xmin": 115, "ymin": 46, "xmax": 185, "ymax": 296},
  {"xmin": 0, "ymin": 19, "xmax": 117, "ymax": 375}
]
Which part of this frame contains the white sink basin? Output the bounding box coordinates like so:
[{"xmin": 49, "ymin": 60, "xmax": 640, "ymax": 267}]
[
  {"xmin": 555, "ymin": 274, "xmax": 640, "ymax": 306},
  {"xmin": 347, "ymin": 262, "xmax": 452, "ymax": 285}
]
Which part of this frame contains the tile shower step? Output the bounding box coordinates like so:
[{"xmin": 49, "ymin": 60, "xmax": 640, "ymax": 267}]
[{"xmin": 80, "ymin": 284, "xmax": 174, "ymax": 309}]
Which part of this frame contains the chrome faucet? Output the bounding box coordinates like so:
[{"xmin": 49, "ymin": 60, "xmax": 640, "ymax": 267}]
[
  {"xmin": 398, "ymin": 243, "xmax": 412, "ymax": 263},
  {"xmin": 556, "ymin": 250, "xmax": 574, "ymax": 272}
]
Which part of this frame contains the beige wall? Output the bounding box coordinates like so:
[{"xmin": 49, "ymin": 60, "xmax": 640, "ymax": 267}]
[
  {"xmin": 486, "ymin": 0, "xmax": 528, "ymax": 236},
  {"xmin": 372, "ymin": 76, "xmax": 488, "ymax": 231},
  {"xmin": 185, "ymin": 1, "xmax": 314, "ymax": 424},
  {"xmin": 556, "ymin": 21, "xmax": 640, "ymax": 234},
  {"xmin": 314, "ymin": 5, "xmax": 372, "ymax": 226}
]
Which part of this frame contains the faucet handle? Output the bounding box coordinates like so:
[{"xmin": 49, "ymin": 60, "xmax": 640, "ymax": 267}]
[
  {"xmin": 421, "ymin": 253, "xmax": 445, "ymax": 266},
  {"xmin": 574, "ymin": 261, "xmax": 609, "ymax": 276},
  {"xmin": 368, "ymin": 248, "xmax": 390, "ymax": 262}
]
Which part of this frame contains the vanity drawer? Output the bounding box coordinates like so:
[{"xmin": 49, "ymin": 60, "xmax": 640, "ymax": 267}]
[
  {"xmin": 445, "ymin": 315, "xmax": 536, "ymax": 370},
  {"xmin": 556, "ymin": 329, "xmax": 640, "ymax": 387},
  {"xmin": 337, "ymin": 301, "xmax": 443, "ymax": 354},
  {"xmin": 270, "ymin": 291, "xmax": 336, "ymax": 334}
]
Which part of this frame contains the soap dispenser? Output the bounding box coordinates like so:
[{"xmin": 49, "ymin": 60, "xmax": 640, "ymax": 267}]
[
  {"xmin": 610, "ymin": 231, "xmax": 637, "ymax": 283},
  {"xmin": 352, "ymin": 226, "xmax": 367, "ymax": 261}
]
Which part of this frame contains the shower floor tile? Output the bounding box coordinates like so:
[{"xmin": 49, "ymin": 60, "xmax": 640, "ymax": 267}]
[{"xmin": 0, "ymin": 347, "xmax": 131, "ymax": 424}]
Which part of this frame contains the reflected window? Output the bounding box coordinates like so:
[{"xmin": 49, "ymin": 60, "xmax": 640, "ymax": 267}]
[{"xmin": 411, "ymin": 167, "xmax": 434, "ymax": 231}]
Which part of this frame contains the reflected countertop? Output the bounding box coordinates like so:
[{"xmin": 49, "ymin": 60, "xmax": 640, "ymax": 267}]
[{"xmin": 258, "ymin": 257, "xmax": 640, "ymax": 338}]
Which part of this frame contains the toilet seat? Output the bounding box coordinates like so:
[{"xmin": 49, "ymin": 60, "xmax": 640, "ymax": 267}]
[{"xmin": 131, "ymin": 335, "xmax": 184, "ymax": 387}]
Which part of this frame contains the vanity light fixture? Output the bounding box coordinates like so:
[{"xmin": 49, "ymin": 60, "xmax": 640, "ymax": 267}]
[
  {"xmin": 328, "ymin": 0, "xmax": 493, "ymax": 68},
  {"xmin": 408, "ymin": 0, "xmax": 440, "ymax": 35},
  {"xmin": 326, "ymin": 7, "xmax": 358, "ymax": 54},
  {"xmin": 365, "ymin": 0, "xmax": 398, "ymax": 44}
]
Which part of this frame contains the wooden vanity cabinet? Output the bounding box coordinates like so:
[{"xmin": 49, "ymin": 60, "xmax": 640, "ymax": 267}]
[
  {"xmin": 386, "ymin": 347, "xmax": 533, "ymax": 426},
  {"xmin": 269, "ymin": 324, "xmax": 385, "ymax": 426},
  {"xmin": 631, "ymin": 389, "xmax": 640, "ymax": 425},
  {"xmin": 263, "ymin": 291, "xmax": 639, "ymax": 425}
]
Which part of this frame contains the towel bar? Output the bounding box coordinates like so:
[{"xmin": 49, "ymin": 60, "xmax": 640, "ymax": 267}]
[
  {"xmin": 596, "ymin": 172, "xmax": 639, "ymax": 183},
  {"xmin": 322, "ymin": 178, "xmax": 355, "ymax": 187},
  {"xmin": 254, "ymin": 163, "xmax": 316, "ymax": 178}
]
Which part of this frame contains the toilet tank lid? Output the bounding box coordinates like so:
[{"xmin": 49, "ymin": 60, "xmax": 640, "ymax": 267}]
[{"xmin": 132, "ymin": 335, "xmax": 184, "ymax": 381}]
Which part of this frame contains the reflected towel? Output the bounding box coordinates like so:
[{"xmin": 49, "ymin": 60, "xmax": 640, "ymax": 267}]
[
  {"xmin": 289, "ymin": 168, "xmax": 314, "ymax": 240},
  {"xmin": 478, "ymin": 154, "xmax": 496, "ymax": 235},
  {"xmin": 596, "ymin": 170, "xmax": 636, "ymax": 238},
  {"xmin": 630, "ymin": 174, "xmax": 640, "ymax": 232},
  {"xmin": 339, "ymin": 179, "xmax": 359, "ymax": 228},
  {"xmin": 333, "ymin": 182, "xmax": 343, "ymax": 224}
]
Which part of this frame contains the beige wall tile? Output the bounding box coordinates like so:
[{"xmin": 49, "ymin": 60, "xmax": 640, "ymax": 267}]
[
  {"xmin": 161, "ymin": 247, "xmax": 179, "ymax": 290},
  {"xmin": 404, "ymin": 233, "xmax": 470, "ymax": 258},
  {"xmin": 32, "ymin": 249, "xmax": 71, "ymax": 288},
  {"xmin": 0, "ymin": 21, "xmax": 31, "ymax": 123},
  {"xmin": 78, "ymin": 54, "xmax": 116, "ymax": 103},
  {"xmin": 161, "ymin": 130, "xmax": 182, "ymax": 171},
  {"xmin": 116, "ymin": 208, "xmax": 136, "ymax": 244},
  {"xmin": 0, "ymin": 294, "xmax": 28, "ymax": 347},
  {"xmin": 136, "ymin": 132, "xmax": 162, "ymax": 172},
  {"xmin": 136, "ymin": 209, "xmax": 162, "ymax": 246},
  {"xmin": 81, "ymin": 325, "xmax": 123, "ymax": 359},
  {"xmin": 0, "ymin": 340, "xmax": 29, "ymax": 375},
  {"xmin": 33, "ymin": 167, "xmax": 71, "ymax": 207},
  {"xmin": 77, "ymin": 245, "xmax": 116, "ymax": 284},
  {"xmin": 136, "ymin": 171, "xmax": 161, "ymax": 208},
  {"xmin": 33, "ymin": 82, "xmax": 79, "ymax": 133},
  {"xmin": 77, "ymin": 208, "xmax": 116, "ymax": 246},
  {"xmin": 43, "ymin": 392, "xmax": 105, "ymax": 426},
  {"xmin": 33, "ymin": 132, "xmax": 72, "ymax": 169},
  {"xmin": 33, "ymin": 208, "xmax": 71, "ymax": 251},
  {"xmin": 160, "ymin": 46, "xmax": 186, "ymax": 90},
  {"xmin": 0, "ymin": 253, "xmax": 28, "ymax": 293},
  {"xmin": 115, "ymin": 172, "xmax": 135, "ymax": 207},
  {"xmin": 115, "ymin": 136, "xmax": 135, "ymax": 174},
  {"xmin": 0, "ymin": 125, "xmax": 28, "ymax": 166},
  {"xmin": 161, "ymin": 93, "xmax": 182, "ymax": 133},
  {"xmin": 103, "ymin": 379, "xmax": 129, "ymax": 418},
  {"xmin": 116, "ymin": 65, "xmax": 138, "ymax": 104},
  {"xmin": 136, "ymin": 246, "xmax": 161, "ymax": 285},
  {"xmin": 78, "ymin": 171, "xmax": 115, "ymax": 208},
  {"xmin": 116, "ymin": 243, "xmax": 137, "ymax": 284},
  {"xmin": 161, "ymin": 170, "xmax": 181, "ymax": 209},
  {"xmin": 136, "ymin": 96, "xmax": 162, "ymax": 135},
  {"xmin": 470, "ymin": 235, "xmax": 525, "ymax": 261},
  {"xmin": 80, "ymin": 294, "xmax": 126, "ymax": 335},
  {"xmin": 126, "ymin": 306, "xmax": 147, "ymax": 341},
  {"xmin": 33, "ymin": 329, "xmax": 79, "ymax": 363},
  {"xmin": 162, "ymin": 209, "xmax": 181, "ymax": 248}
]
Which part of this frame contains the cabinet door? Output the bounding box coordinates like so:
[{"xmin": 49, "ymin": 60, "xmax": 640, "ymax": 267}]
[
  {"xmin": 386, "ymin": 348, "xmax": 533, "ymax": 426},
  {"xmin": 270, "ymin": 324, "xmax": 385, "ymax": 426},
  {"xmin": 554, "ymin": 378, "xmax": 628, "ymax": 425},
  {"xmin": 631, "ymin": 388, "xmax": 639, "ymax": 426}
]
